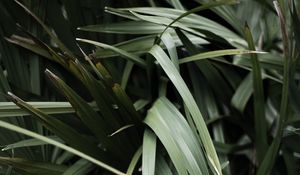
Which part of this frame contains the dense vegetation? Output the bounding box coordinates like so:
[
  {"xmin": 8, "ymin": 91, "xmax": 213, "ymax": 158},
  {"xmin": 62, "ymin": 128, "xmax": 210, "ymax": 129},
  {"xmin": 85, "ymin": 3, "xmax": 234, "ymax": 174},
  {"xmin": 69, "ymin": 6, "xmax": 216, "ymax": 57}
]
[{"xmin": 0, "ymin": 0, "xmax": 299, "ymax": 174}]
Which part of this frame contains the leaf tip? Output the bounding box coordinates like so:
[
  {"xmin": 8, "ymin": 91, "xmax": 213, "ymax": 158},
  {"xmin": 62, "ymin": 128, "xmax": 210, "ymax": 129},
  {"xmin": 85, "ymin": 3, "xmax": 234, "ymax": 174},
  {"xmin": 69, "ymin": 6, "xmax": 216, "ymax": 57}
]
[
  {"xmin": 7, "ymin": 91, "xmax": 14, "ymax": 97},
  {"xmin": 45, "ymin": 69, "xmax": 58, "ymax": 81},
  {"xmin": 104, "ymin": 6, "xmax": 110, "ymax": 12},
  {"xmin": 77, "ymin": 44, "xmax": 89, "ymax": 60},
  {"xmin": 7, "ymin": 92, "xmax": 20, "ymax": 104}
]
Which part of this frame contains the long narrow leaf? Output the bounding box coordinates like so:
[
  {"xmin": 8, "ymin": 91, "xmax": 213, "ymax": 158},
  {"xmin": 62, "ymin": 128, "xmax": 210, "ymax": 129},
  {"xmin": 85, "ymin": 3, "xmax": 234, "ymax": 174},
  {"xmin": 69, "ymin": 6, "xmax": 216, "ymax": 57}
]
[
  {"xmin": 179, "ymin": 49, "xmax": 264, "ymax": 64},
  {"xmin": 2, "ymin": 136, "xmax": 63, "ymax": 151},
  {"xmin": 257, "ymin": 2, "xmax": 291, "ymax": 174},
  {"xmin": 126, "ymin": 147, "xmax": 142, "ymax": 175},
  {"xmin": 6, "ymin": 92, "xmax": 113, "ymax": 165},
  {"xmin": 142, "ymin": 129, "xmax": 156, "ymax": 175},
  {"xmin": 159, "ymin": 0, "xmax": 238, "ymax": 38},
  {"xmin": 0, "ymin": 102, "xmax": 98, "ymax": 117},
  {"xmin": 62, "ymin": 159, "xmax": 93, "ymax": 175},
  {"xmin": 14, "ymin": 0, "xmax": 74, "ymax": 57},
  {"xmin": 76, "ymin": 38, "xmax": 146, "ymax": 67},
  {"xmin": 144, "ymin": 97, "xmax": 209, "ymax": 175},
  {"xmin": 149, "ymin": 45, "xmax": 221, "ymax": 174},
  {"xmin": 244, "ymin": 23, "xmax": 268, "ymax": 164},
  {"xmin": 0, "ymin": 157, "xmax": 67, "ymax": 175},
  {"xmin": 0, "ymin": 120, "xmax": 126, "ymax": 175}
]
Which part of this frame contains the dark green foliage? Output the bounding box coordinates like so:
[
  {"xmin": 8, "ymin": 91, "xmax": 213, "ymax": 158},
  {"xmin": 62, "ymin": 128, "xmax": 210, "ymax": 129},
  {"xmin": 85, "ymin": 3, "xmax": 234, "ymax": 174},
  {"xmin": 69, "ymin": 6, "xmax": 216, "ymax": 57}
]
[{"xmin": 0, "ymin": 0, "xmax": 299, "ymax": 175}]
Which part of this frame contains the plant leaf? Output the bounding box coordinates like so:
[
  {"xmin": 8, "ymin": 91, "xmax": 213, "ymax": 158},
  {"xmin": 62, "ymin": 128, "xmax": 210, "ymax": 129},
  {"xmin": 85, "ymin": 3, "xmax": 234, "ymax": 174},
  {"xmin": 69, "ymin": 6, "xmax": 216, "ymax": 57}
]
[
  {"xmin": 0, "ymin": 102, "xmax": 98, "ymax": 117},
  {"xmin": 0, "ymin": 157, "xmax": 67, "ymax": 175},
  {"xmin": 6, "ymin": 92, "xmax": 115, "ymax": 164},
  {"xmin": 62, "ymin": 159, "xmax": 93, "ymax": 175},
  {"xmin": 2, "ymin": 136, "xmax": 63, "ymax": 151},
  {"xmin": 126, "ymin": 147, "xmax": 142, "ymax": 175},
  {"xmin": 0, "ymin": 120, "xmax": 125, "ymax": 175},
  {"xmin": 142, "ymin": 129, "xmax": 156, "ymax": 175},
  {"xmin": 149, "ymin": 45, "xmax": 221, "ymax": 174},
  {"xmin": 76, "ymin": 38, "xmax": 146, "ymax": 67},
  {"xmin": 179, "ymin": 49, "xmax": 265, "ymax": 64},
  {"xmin": 144, "ymin": 97, "xmax": 209, "ymax": 175}
]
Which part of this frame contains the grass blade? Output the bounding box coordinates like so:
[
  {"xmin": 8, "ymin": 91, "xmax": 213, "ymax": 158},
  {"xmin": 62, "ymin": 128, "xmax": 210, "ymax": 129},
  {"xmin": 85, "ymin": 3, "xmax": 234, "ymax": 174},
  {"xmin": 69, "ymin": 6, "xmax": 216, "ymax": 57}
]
[
  {"xmin": 5, "ymin": 35, "xmax": 51, "ymax": 59},
  {"xmin": 2, "ymin": 136, "xmax": 63, "ymax": 151},
  {"xmin": 142, "ymin": 129, "xmax": 156, "ymax": 175},
  {"xmin": 14, "ymin": 0, "xmax": 74, "ymax": 57},
  {"xmin": 144, "ymin": 97, "xmax": 209, "ymax": 175},
  {"xmin": 244, "ymin": 23, "xmax": 268, "ymax": 164},
  {"xmin": 76, "ymin": 38, "xmax": 146, "ymax": 67},
  {"xmin": 179, "ymin": 49, "xmax": 264, "ymax": 64},
  {"xmin": 121, "ymin": 61, "xmax": 134, "ymax": 89},
  {"xmin": 45, "ymin": 69, "xmax": 129, "ymax": 160},
  {"xmin": 78, "ymin": 21, "xmax": 164, "ymax": 34},
  {"xmin": 231, "ymin": 72, "xmax": 253, "ymax": 112},
  {"xmin": 0, "ymin": 120, "xmax": 126, "ymax": 175},
  {"xmin": 161, "ymin": 30, "xmax": 179, "ymax": 70},
  {"xmin": 257, "ymin": 1, "xmax": 291, "ymax": 174},
  {"xmin": 158, "ymin": 0, "xmax": 238, "ymax": 39},
  {"xmin": 0, "ymin": 102, "xmax": 97, "ymax": 117},
  {"xmin": 126, "ymin": 147, "xmax": 142, "ymax": 175},
  {"xmin": 62, "ymin": 159, "xmax": 93, "ymax": 175},
  {"xmin": 155, "ymin": 154, "xmax": 173, "ymax": 175},
  {"xmin": 169, "ymin": 0, "xmax": 185, "ymax": 10},
  {"xmin": 6, "ymin": 92, "xmax": 113, "ymax": 164},
  {"xmin": 0, "ymin": 157, "xmax": 67, "ymax": 175},
  {"xmin": 149, "ymin": 45, "xmax": 221, "ymax": 174}
]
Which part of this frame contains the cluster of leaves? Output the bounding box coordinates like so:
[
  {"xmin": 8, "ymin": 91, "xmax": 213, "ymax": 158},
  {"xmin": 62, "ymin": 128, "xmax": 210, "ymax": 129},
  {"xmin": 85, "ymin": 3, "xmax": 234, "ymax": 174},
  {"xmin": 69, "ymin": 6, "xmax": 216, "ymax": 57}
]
[{"xmin": 0, "ymin": 0, "xmax": 299, "ymax": 175}]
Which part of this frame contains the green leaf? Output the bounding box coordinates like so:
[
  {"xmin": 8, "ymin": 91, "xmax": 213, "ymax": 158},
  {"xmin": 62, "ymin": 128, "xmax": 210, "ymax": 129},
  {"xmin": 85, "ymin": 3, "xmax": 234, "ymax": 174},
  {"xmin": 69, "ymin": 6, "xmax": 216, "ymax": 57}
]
[
  {"xmin": 257, "ymin": 2, "xmax": 291, "ymax": 174},
  {"xmin": 149, "ymin": 45, "xmax": 221, "ymax": 174},
  {"xmin": 78, "ymin": 21, "xmax": 164, "ymax": 34},
  {"xmin": 14, "ymin": 0, "xmax": 74, "ymax": 58},
  {"xmin": 76, "ymin": 38, "xmax": 146, "ymax": 67},
  {"xmin": 144, "ymin": 97, "xmax": 209, "ymax": 175},
  {"xmin": 126, "ymin": 147, "xmax": 142, "ymax": 175},
  {"xmin": 0, "ymin": 102, "xmax": 98, "ymax": 117},
  {"xmin": 62, "ymin": 159, "xmax": 93, "ymax": 175},
  {"xmin": 155, "ymin": 154, "xmax": 173, "ymax": 175},
  {"xmin": 6, "ymin": 92, "xmax": 112, "ymax": 165},
  {"xmin": 158, "ymin": 0, "xmax": 238, "ymax": 38},
  {"xmin": 176, "ymin": 28, "xmax": 233, "ymax": 104},
  {"xmin": 245, "ymin": 23, "xmax": 268, "ymax": 163},
  {"xmin": 2, "ymin": 136, "xmax": 63, "ymax": 151},
  {"xmin": 5, "ymin": 35, "xmax": 51, "ymax": 59},
  {"xmin": 45, "ymin": 69, "xmax": 126, "ymax": 159},
  {"xmin": 92, "ymin": 33, "xmax": 207, "ymax": 59},
  {"xmin": 121, "ymin": 61, "xmax": 134, "ymax": 89},
  {"xmin": 161, "ymin": 30, "xmax": 179, "ymax": 70},
  {"xmin": 109, "ymin": 124, "xmax": 135, "ymax": 137},
  {"xmin": 133, "ymin": 99, "xmax": 149, "ymax": 111},
  {"xmin": 231, "ymin": 72, "xmax": 253, "ymax": 112},
  {"xmin": 0, "ymin": 120, "xmax": 126, "ymax": 175},
  {"xmin": 213, "ymin": 142, "xmax": 251, "ymax": 154},
  {"xmin": 179, "ymin": 49, "xmax": 264, "ymax": 64},
  {"xmin": 234, "ymin": 53, "xmax": 285, "ymax": 71},
  {"xmin": 0, "ymin": 157, "xmax": 67, "ymax": 175},
  {"xmin": 112, "ymin": 84, "xmax": 142, "ymax": 123},
  {"xmin": 168, "ymin": 0, "xmax": 185, "ymax": 10},
  {"xmin": 188, "ymin": 63, "xmax": 230, "ymax": 174},
  {"xmin": 142, "ymin": 129, "xmax": 156, "ymax": 175},
  {"xmin": 130, "ymin": 11, "xmax": 205, "ymax": 39},
  {"xmin": 114, "ymin": 7, "xmax": 245, "ymax": 47}
]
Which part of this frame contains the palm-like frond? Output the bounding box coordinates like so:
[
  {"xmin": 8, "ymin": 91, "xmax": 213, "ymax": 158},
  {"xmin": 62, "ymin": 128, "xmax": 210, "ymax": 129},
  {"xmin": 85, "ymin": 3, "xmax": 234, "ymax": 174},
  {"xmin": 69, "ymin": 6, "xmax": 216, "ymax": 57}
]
[{"xmin": 0, "ymin": 0, "xmax": 299, "ymax": 175}]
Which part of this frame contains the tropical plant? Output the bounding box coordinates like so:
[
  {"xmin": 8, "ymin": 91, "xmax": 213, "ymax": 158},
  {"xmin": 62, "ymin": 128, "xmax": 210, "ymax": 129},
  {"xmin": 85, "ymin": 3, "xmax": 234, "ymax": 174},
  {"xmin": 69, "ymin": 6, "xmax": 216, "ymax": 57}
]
[{"xmin": 0, "ymin": 0, "xmax": 299, "ymax": 175}]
